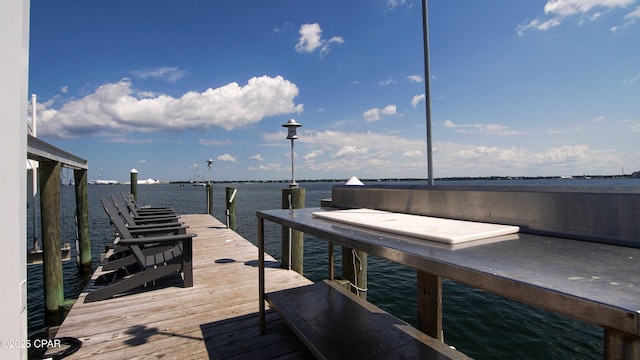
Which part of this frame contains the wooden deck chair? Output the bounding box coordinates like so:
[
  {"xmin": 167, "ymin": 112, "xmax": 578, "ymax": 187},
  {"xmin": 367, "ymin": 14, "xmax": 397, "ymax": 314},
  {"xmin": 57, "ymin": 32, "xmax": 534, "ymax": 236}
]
[
  {"xmin": 122, "ymin": 193, "xmax": 176, "ymax": 216},
  {"xmin": 111, "ymin": 195, "xmax": 184, "ymax": 230},
  {"xmin": 102, "ymin": 198, "xmax": 188, "ymax": 268},
  {"xmin": 118, "ymin": 194, "xmax": 180, "ymax": 225},
  {"xmin": 84, "ymin": 197, "xmax": 195, "ymax": 303}
]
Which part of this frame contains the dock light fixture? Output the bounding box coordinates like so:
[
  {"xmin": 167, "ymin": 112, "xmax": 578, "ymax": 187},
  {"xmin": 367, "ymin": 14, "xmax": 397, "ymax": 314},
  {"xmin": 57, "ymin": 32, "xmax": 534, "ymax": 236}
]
[
  {"xmin": 206, "ymin": 158, "xmax": 214, "ymax": 184},
  {"xmin": 282, "ymin": 119, "xmax": 302, "ymax": 187}
]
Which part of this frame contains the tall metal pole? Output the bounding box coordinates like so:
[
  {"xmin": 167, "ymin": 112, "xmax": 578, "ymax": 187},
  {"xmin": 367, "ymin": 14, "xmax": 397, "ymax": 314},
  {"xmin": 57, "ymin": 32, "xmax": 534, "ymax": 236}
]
[
  {"xmin": 422, "ymin": 0, "xmax": 434, "ymax": 185},
  {"xmin": 290, "ymin": 138, "xmax": 295, "ymax": 186}
]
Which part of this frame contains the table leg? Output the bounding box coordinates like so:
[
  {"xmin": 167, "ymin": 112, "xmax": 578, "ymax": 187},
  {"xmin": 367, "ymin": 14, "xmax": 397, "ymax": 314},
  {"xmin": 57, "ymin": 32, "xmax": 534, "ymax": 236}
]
[
  {"xmin": 328, "ymin": 241, "xmax": 334, "ymax": 281},
  {"xmin": 258, "ymin": 217, "xmax": 265, "ymax": 335},
  {"xmin": 605, "ymin": 328, "xmax": 640, "ymax": 359}
]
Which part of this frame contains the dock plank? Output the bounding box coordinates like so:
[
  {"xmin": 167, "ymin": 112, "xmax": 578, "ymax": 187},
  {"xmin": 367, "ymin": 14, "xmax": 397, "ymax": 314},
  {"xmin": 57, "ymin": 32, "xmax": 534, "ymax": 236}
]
[{"xmin": 51, "ymin": 214, "xmax": 313, "ymax": 359}]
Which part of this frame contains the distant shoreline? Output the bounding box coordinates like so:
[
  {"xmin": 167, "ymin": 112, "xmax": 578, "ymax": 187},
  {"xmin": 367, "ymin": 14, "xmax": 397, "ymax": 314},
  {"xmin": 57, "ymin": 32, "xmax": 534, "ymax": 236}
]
[{"xmin": 167, "ymin": 174, "xmax": 638, "ymax": 185}]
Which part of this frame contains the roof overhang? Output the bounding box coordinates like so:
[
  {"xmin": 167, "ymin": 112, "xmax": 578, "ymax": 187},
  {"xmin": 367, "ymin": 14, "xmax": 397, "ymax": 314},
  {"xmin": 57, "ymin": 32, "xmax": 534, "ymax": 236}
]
[{"xmin": 27, "ymin": 134, "xmax": 88, "ymax": 170}]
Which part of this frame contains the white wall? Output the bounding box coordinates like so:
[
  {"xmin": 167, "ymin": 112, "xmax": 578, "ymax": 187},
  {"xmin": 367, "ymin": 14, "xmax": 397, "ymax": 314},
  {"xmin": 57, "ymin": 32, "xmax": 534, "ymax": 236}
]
[{"xmin": 0, "ymin": 0, "xmax": 29, "ymax": 359}]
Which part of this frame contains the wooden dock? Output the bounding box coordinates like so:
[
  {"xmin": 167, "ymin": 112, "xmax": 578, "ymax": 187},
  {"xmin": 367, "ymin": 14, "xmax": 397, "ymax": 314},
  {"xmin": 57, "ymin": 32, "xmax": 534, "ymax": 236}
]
[{"xmin": 51, "ymin": 214, "xmax": 314, "ymax": 359}]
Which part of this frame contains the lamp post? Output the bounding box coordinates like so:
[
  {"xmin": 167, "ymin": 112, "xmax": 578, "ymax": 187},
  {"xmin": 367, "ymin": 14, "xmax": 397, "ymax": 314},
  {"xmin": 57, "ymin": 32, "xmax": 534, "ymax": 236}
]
[
  {"xmin": 206, "ymin": 159, "xmax": 214, "ymax": 215},
  {"xmin": 282, "ymin": 119, "xmax": 302, "ymax": 188},
  {"xmin": 280, "ymin": 119, "xmax": 305, "ymax": 275},
  {"xmin": 206, "ymin": 158, "xmax": 214, "ymax": 184}
]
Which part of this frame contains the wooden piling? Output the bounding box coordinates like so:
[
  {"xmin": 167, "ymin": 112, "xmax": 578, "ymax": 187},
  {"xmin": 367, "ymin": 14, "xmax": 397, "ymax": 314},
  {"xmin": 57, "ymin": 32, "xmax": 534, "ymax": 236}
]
[
  {"xmin": 226, "ymin": 187, "xmax": 237, "ymax": 231},
  {"xmin": 342, "ymin": 247, "xmax": 368, "ymax": 300},
  {"xmin": 130, "ymin": 168, "xmax": 138, "ymax": 202},
  {"xmin": 74, "ymin": 169, "xmax": 91, "ymax": 274},
  {"xmin": 417, "ymin": 270, "xmax": 443, "ymax": 341},
  {"xmin": 281, "ymin": 186, "xmax": 305, "ymax": 274},
  {"xmin": 206, "ymin": 183, "xmax": 213, "ymax": 216},
  {"xmin": 39, "ymin": 161, "xmax": 63, "ymax": 320}
]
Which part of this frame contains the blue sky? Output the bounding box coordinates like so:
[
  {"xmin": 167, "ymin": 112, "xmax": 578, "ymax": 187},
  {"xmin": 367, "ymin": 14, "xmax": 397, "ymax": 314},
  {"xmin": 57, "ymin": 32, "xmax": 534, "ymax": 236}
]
[{"xmin": 28, "ymin": 0, "xmax": 640, "ymax": 182}]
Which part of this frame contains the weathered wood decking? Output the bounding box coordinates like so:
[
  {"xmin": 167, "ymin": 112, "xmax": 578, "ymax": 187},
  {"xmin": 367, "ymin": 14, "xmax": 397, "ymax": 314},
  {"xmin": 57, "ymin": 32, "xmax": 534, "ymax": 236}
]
[{"xmin": 52, "ymin": 214, "xmax": 314, "ymax": 359}]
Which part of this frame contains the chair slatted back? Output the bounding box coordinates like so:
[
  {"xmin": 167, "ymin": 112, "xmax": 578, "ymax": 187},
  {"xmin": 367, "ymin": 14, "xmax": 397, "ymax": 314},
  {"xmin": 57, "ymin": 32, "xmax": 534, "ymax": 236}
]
[{"xmin": 100, "ymin": 197, "xmax": 147, "ymax": 267}]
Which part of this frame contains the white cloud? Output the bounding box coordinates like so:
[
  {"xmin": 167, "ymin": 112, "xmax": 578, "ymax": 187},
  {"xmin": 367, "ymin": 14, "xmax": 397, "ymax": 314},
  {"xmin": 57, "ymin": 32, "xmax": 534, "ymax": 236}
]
[
  {"xmin": 516, "ymin": 17, "xmax": 563, "ymax": 35},
  {"xmin": 386, "ymin": 0, "xmax": 407, "ymax": 10},
  {"xmin": 407, "ymin": 75, "xmax": 423, "ymax": 83},
  {"xmin": 444, "ymin": 120, "xmax": 524, "ymax": 136},
  {"xmin": 622, "ymin": 119, "xmax": 640, "ymax": 131},
  {"xmin": 403, "ymin": 150, "xmax": 423, "ymax": 158},
  {"xmin": 262, "ymin": 127, "xmax": 628, "ymax": 178},
  {"xmin": 378, "ymin": 78, "xmax": 397, "ymax": 86},
  {"xmin": 248, "ymin": 162, "xmax": 282, "ymax": 171},
  {"xmin": 37, "ymin": 76, "xmax": 303, "ymax": 138},
  {"xmin": 625, "ymin": 5, "xmax": 640, "ymax": 21},
  {"xmin": 517, "ymin": 0, "xmax": 637, "ymax": 35},
  {"xmin": 131, "ymin": 66, "xmax": 187, "ymax": 83},
  {"xmin": 295, "ymin": 23, "xmax": 344, "ymax": 56},
  {"xmin": 433, "ymin": 142, "xmax": 621, "ymax": 177},
  {"xmin": 544, "ymin": 0, "xmax": 634, "ymax": 16},
  {"xmin": 363, "ymin": 104, "xmax": 397, "ymax": 122},
  {"xmin": 304, "ymin": 149, "xmax": 323, "ymax": 160},
  {"xmin": 411, "ymin": 94, "xmax": 426, "ymax": 108},
  {"xmin": 287, "ymin": 130, "xmax": 423, "ymax": 175},
  {"xmin": 251, "ymin": 154, "xmax": 264, "ymax": 161},
  {"xmin": 217, "ymin": 153, "xmax": 237, "ymax": 163},
  {"xmin": 60, "ymin": 86, "xmax": 69, "ymax": 94},
  {"xmin": 333, "ymin": 145, "xmax": 369, "ymax": 158}
]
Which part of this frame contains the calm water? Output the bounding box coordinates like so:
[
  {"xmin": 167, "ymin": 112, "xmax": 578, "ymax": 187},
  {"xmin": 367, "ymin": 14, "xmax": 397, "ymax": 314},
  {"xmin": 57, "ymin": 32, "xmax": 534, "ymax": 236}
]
[{"xmin": 26, "ymin": 178, "xmax": 640, "ymax": 359}]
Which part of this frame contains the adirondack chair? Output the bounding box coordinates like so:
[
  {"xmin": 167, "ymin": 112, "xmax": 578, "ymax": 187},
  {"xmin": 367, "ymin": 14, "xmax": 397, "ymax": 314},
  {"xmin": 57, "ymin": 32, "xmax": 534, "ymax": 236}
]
[
  {"xmin": 102, "ymin": 197, "xmax": 187, "ymax": 267},
  {"xmin": 122, "ymin": 193, "xmax": 176, "ymax": 216},
  {"xmin": 117, "ymin": 194, "xmax": 179, "ymax": 225},
  {"xmin": 84, "ymin": 197, "xmax": 195, "ymax": 303},
  {"xmin": 111, "ymin": 195, "xmax": 184, "ymax": 230}
]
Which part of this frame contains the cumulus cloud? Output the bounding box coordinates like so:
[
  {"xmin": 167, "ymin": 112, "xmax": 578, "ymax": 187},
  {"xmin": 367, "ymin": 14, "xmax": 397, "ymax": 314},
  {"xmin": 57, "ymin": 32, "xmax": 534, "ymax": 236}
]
[
  {"xmin": 217, "ymin": 153, "xmax": 237, "ymax": 163},
  {"xmin": 287, "ymin": 129, "xmax": 425, "ymax": 175},
  {"xmin": 407, "ymin": 75, "xmax": 423, "ymax": 83},
  {"xmin": 131, "ymin": 66, "xmax": 187, "ymax": 83},
  {"xmin": 363, "ymin": 104, "xmax": 397, "ymax": 122},
  {"xmin": 262, "ymin": 127, "xmax": 625, "ymax": 178},
  {"xmin": 516, "ymin": 0, "xmax": 637, "ymax": 35},
  {"xmin": 251, "ymin": 154, "xmax": 265, "ymax": 161},
  {"xmin": 444, "ymin": 120, "xmax": 524, "ymax": 136},
  {"xmin": 411, "ymin": 94, "xmax": 426, "ymax": 108},
  {"xmin": 36, "ymin": 76, "xmax": 303, "ymax": 138},
  {"xmin": 403, "ymin": 150, "xmax": 423, "ymax": 157},
  {"xmin": 304, "ymin": 149, "xmax": 324, "ymax": 160},
  {"xmin": 433, "ymin": 142, "xmax": 616, "ymax": 177},
  {"xmin": 248, "ymin": 162, "xmax": 282, "ymax": 171},
  {"xmin": 622, "ymin": 119, "xmax": 640, "ymax": 131},
  {"xmin": 295, "ymin": 23, "xmax": 344, "ymax": 56}
]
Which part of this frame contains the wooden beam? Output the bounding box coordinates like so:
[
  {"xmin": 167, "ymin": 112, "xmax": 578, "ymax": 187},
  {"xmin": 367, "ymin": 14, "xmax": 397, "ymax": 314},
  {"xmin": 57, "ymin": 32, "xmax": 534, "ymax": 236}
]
[{"xmin": 417, "ymin": 270, "xmax": 442, "ymax": 341}]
